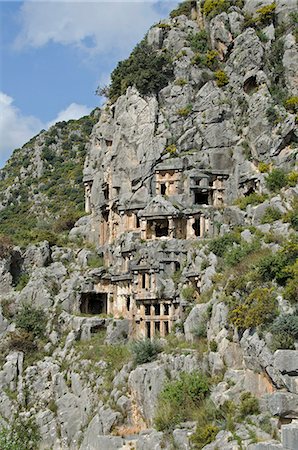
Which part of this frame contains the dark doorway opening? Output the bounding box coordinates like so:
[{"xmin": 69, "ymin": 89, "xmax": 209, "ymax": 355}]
[
  {"xmin": 164, "ymin": 321, "xmax": 169, "ymax": 335},
  {"xmin": 142, "ymin": 273, "xmax": 146, "ymax": 289},
  {"xmin": 193, "ymin": 218, "xmax": 201, "ymax": 237},
  {"xmin": 164, "ymin": 304, "xmax": 169, "ymax": 316},
  {"xmin": 80, "ymin": 292, "xmax": 107, "ymax": 315},
  {"xmin": 146, "ymin": 321, "xmax": 151, "ymax": 339},
  {"xmin": 155, "ymin": 220, "xmax": 169, "ymax": 237},
  {"xmin": 174, "ymin": 261, "xmax": 180, "ymax": 272},
  {"xmin": 194, "ymin": 191, "xmax": 208, "ymax": 205},
  {"xmin": 126, "ymin": 296, "xmax": 131, "ymax": 312},
  {"xmin": 243, "ymin": 76, "xmax": 258, "ymax": 94},
  {"xmin": 160, "ymin": 183, "xmax": 166, "ymax": 195}
]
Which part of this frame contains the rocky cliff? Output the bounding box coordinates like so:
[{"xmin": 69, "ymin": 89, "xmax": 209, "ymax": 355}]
[{"xmin": 0, "ymin": 1, "xmax": 298, "ymax": 449}]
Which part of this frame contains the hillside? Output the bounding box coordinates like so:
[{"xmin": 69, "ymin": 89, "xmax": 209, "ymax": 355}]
[
  {"xmin": 0, "ymin": 1, "xmax": 298, "ymax": 450},
  {"xmin": 0, "ymin": 110, "xmax": 99, "ymax": 246}
]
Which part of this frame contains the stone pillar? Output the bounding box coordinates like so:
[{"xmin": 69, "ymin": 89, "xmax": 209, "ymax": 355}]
[
  {"xmin": 141, "ymin": 219, "xmax": 146, "ymax": 240},
  {"xmin": 160, "ymin": 320, "xmax": 165, "ymax": 338},
  {"xmin": 187, "ymin": 216, "xmax": 196, "ymax": 239},
  {"xmin": 168, "ymin": 217, "xmax": 175, "ymax": 239},
  {"xmin": 200, "ymin": 215, "xmax": 205, "ymax": 238},
  {"xmin": 84, "ymin": 183, "xmax": 92, "ymax": 213},
  {"xmin": 119, "ymin": 212, "xmax": 125, "ymax": 235}
]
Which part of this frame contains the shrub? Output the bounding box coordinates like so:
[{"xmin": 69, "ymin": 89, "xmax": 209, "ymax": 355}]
[
  {"xmin": 239, "ymin": 392, "xmax": 260, "ymax": 417},
  {"xmin": 175, "ymin": 78, "xmax": 187, "ymax": 86},
  {"xmin": 288, "ymin": 171, "xmax": 298, "ymax": 187},
  {"xmin": 215, "ymin": 70, "xmax": 229, "ymax": 87},
  {"xmin": 191, "ymin": 424, "xmax": 219, "ymax": 449},
  {"xmin": 15, "ymin": 304, "xmax": 46, "ymax": 338},
  {"xmin": 131, "ymin": 339, "xmax": 162, "ymax": 365},
  {"xmin": 188, "ymin": 30, "xmax": 209, "ymax": 53},
  {"xmin": 87, "ymin": 254, "xmax": 104, "ymax": 268},
  {"xmin": 255, "ymin": 2, "xmax": 276, "ymax": 25},
  {"xmin": 177, "ymin": 104, "xmax": 192, "ymax": 116},
  {"xmin": 208, "ymin": 233, "xmax": 240, "ymax": 257},
  {"xmin": 270, "ymin": 314, "xmax": 298, "ymax": 338},
  {"xmin": 170, "ymin": 1, "xmax": 192, "ymax": 19},
  {"xmin": 203, "ymin": 0, "xmax": 230, "ymax": 19},
  {"xmin": 235, "ymin": 193, "xmax": 267, "ymax": 210},
  {"xmin": 53, "ymin": 212, "xmax": 82, "ymax": 232},
  {"xmin": 261, "ymin": 207, "xmax": 282, "ymax": 224},
  {"xmin": 265, "ymin": 168, "xmax": 288, "ymax": 192},
  {"xmin": 229, "ymin": 287, "xmax": 278, "ymax": 329},
  {"xmin": 15, "ymin": 273, "xmax": 30, "ymax": 291},
  {"xmin": 284, "ymin": 276, "xmax": 298, "ymax": 303},
  {"xmin": 108, "ymin": 40, "xmax": 174, "ymax": 102},
  {"xmin": 0, "ymin": 416, "xmax": 40, "ymax": 450},
  {"xmin": 284, "ymin": 96, "xmax": 298, "ymax": 113},
  {"xmin": 209, "ymin": 340, "xmax": 218, "ymax": 352},
  {"xmin": 181, "ymin": 285, "xmax": 196, "ymax": 301},
  {"xmin": 270, "ymin": 333, "xmax": 295, "ymax": 351},
  {"xmin": 266, "ymin": 105, "xmax": 281, "ymax": 125},
  {"xmin": 224, "ymin": 239, "xmax": 261, "ymax": 267},
  {"xmin": 8, "ymin": 330, "xmax": 38, "ymax": 353},
  {"xmin": 166, "ymin": 144, "xmax": 177, "ymax": 155},
  {"xmin": 155, "ymin": 371, "xmax": 210, "ymax": 430},
  {"xmin": 258, "ymin": 162, "xmax": 271, "ymax": 173},
  {"xmin": 206, "ymin": 50, "xmax": 219, "ymax": 70}
]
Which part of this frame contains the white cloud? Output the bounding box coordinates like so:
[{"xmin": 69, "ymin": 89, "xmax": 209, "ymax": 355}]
[
  {"xmin": 47, "ymin": 103, "xmax": 91, "ymax": 128},
  {"xmin": 0, "ymin": 92, "xmax": 92, "ymax": 167},
  {"xmin": 0, "ymin": 92, "xmax": 43, "ymax": 164},
  {"xmin": 14, "ymin": 1, "xmax": 176, "ymax": 57}
]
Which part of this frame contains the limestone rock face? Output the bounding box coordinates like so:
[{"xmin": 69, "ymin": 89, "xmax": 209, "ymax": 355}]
[{"xmin": 0, "ymin": 1, "xmax": 297, "ymax": 449}]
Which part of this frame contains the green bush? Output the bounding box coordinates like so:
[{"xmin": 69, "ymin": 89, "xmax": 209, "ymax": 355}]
[
  {"xmin": 208, "ymin": 233, "xmax": 240, "ymax": 257},
  {"xmin": 235, "ymin": 193, "xmax": 267, "ymax": 210},
  {"xmin": 229, "ymin": 287, "xmax": 278, "ymax": 329},
  {"xmin": 239, "ymin": 392, "xmax": 260, "ymax": 417},
  {"xmin": 15, "ymin": 273, "xmax": 30, "ymax": 291},
  {"xmin": 188, "ymin": 30, "xmax": 209, "ymax": 53},
  {"xmin": 155, "ymin": 372, "xmax": 210, "ymax": 430},
  {"xmin": 170, "ymin": 1, "xmax": 192, "ymax": 19},
  {"xmin": 284, "ymin": 96, "xmax": 298, "ymax": 113},
  {"xmin": 203, "ymin": 0, "xmax": 230, "ymax": 18},
  {"xmin": 270, "ymin": 314, "xmax": 298, "ymax": 337},
  {"xmin": 209, "ymin": 340, "xmax": 218, "ymax": 352},
  {"xmin": 181, "ymin": 285, "xmax": 196, "ymax": 301},
  {"xmin": 270, "ymin": 333, "xmax": 295, "ymax": 351},
  {"xmin": 266, "ymin": 169, "xmax": 288, "ymax": 192},
  {"xmin": 215, "ymin": 70, "xmax": 229, "ymax": 87},
  {"xmin": 191, "ymin": 424, "xmax": 219, "ymax": 449},
  {"xmin": 15, "ymin": 304, "xmax": 46, "ymax": 338},
  {"xmin": 109, "ymin": 40, "xmax": 174, "ymax": 102},
  {"xmin": 131, "ymin": 339, "xmax": 162, "ymax": 365},
  {"xmin": 257, "ymin": 241, "xmax": 298, "ymax": 285},
  {"xmin": 255, "ymin": 2, "xmax": 276, "ymax": 25},
  {"xmin": 8, "ymin": 330, "xmax": 38, "ymax": 353},
  {"xmin": 261, "ymin": 207, "xmax": 282, "ymax": 224},
  {"xmin": 177, "ymin": 104, "xmax": 192, "ymax": 116},
  {"xmin": 87, "ymin": 254, "xmax": 104, "ymax": 268},
  {"xmin": 224, "ymin": 239, "xmax": 261, "ymax": 267},
  {"xmin": 266, "ymin": 105, "xmax": 281, "ymax": 125},
  {"xmin": 0, "ymin": 416, "xmax": 40, "ymax": 450}
]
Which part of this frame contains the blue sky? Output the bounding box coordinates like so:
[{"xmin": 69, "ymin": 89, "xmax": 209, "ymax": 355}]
[{"xmin": 0, "ymin": 0, "xmax": 178, "ymax": 168}]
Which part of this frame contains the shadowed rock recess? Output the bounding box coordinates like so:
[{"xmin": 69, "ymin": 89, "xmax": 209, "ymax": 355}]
[{"xmin": 0, "ymin": 1, "xmax": 298, "ymax": 449}]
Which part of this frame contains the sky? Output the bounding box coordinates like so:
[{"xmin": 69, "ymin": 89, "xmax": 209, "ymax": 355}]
[{"xmin": 0, "ymin": 0, "xmax": 178, "ymax": 168}]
